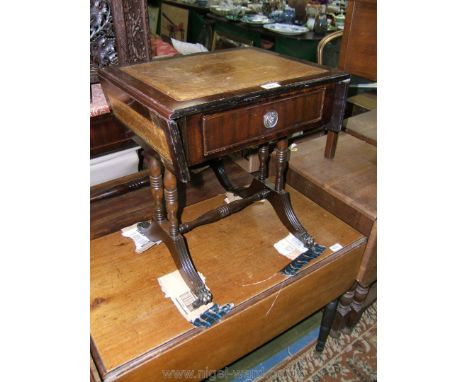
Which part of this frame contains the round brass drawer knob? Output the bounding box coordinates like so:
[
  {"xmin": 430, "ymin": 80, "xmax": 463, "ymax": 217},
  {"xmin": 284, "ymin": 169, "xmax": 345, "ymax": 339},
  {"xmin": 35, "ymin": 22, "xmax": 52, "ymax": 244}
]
[{"xmin": 263, "ymin": 110, "xmax": 279, "ymax": 129}]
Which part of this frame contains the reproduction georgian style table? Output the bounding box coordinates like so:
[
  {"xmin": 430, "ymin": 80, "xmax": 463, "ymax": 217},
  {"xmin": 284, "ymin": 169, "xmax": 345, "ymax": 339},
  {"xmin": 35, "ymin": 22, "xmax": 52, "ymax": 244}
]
[{"xmin": 99, "ymin": 47, "xmax": 349, "ymax": 307}]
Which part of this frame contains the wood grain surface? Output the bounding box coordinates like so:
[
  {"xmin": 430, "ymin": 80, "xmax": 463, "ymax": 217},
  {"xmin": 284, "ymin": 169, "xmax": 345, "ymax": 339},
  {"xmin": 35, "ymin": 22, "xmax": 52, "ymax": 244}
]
[
  {"xmin": 344, "ymin": 109, "xmax": 377, "ymax": 146},
  {"xmin": 121, "ymin": 49, "xmax": 328, "ymax": 101},
  {"xmin": 357, "ymin": 219, "xmax": 377, "ymax": 286},
  {"xmin": 201, "ymin": 88, "xmax": 325, "ymax": 156},
  {"xmin": 285, "ymin": 133, "xmax": 376, "ymax": 235},
  {"xmin": 338, "ymin": 0, "xmax": 377, "ymax": 81},
  {"xmin": 91, "ymin": 186, "xmax": 364, "ymax": 379},
  {"xmin": 108, "ymin": 247, "xmax": 363, "ymax": 382}
]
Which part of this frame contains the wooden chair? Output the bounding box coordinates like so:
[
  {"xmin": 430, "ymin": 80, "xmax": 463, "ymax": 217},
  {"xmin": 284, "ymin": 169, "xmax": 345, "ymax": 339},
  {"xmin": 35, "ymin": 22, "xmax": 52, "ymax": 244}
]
[
  {"xmin": 313, "ymin": 0, "xmax": 377, "ymax": 351},
  {"xmin": 321, "ymin": 0, "xmax": 377, "ymax": 158}
]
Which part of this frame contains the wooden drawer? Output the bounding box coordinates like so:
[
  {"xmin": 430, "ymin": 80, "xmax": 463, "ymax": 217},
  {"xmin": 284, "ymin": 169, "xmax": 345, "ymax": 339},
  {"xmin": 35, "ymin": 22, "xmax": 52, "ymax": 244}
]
[{"xmin": 201, "ymin": 87, "xmax": 326, "ymax": 156}]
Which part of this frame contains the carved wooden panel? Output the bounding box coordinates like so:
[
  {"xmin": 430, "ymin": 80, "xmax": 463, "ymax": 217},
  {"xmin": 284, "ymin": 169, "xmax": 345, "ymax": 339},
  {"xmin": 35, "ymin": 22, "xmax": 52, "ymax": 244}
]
[
  {"xmin": 90, "ymin": 0, "xmax": 118, "ymax": 82},
  {"xmin": 109, "ymin": 0, "xmax": 152, "ymax": 65},
  {"xmin": 90, "ymin": 0, "xmax": 152, "ymax": 83}
]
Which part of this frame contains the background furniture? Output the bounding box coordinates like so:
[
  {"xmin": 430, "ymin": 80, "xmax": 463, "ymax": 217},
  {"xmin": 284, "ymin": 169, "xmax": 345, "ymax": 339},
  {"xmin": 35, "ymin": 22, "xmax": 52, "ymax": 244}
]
[
  {"xmin": 272, "ymin": 0, "xmax": 377, "ymax": 348},
  {"xmin": 90, "ymin": 0, "xmax": 179, "ymax": 186}
]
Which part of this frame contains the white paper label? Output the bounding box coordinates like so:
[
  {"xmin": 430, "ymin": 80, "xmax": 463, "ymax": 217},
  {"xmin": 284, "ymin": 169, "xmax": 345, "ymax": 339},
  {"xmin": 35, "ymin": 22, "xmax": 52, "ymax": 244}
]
[
  {"xmin": 274, "ymin": 233, "xmax": 308, "ymax": 260},
  {"xmin": 121, "ymin": 223, "xmax": 161, "ymax": 254},
  {"xmin": 261, "ymin": 82, "xmax": 281, "ymax": 90},
  {"xmin": 224, "ymin": 191, "xmax": 243, "ymax": 204},
  {"xmin": 329, "ymin": 243, "xmax": 343, "ymax": 252},
  {"xmin": 158, "ymin": 270, "xmax": 213, "ymax": 321}
]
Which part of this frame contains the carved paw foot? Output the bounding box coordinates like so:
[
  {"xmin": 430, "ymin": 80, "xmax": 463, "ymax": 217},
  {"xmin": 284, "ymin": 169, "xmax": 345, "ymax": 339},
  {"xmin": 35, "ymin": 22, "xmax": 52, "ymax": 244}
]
[
  {"xmin": 192, "ymin": 286, "xmax": 213, "ymax": 309},
  {"xmin": 296, "ymin": 231, "xmax": 315, "ymax": 248}
]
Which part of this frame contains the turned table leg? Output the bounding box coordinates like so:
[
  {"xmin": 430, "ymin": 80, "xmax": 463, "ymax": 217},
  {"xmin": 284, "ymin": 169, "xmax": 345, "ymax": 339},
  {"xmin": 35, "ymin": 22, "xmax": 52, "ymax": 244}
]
[
  {"xmin": 258, "ymin": 144, "xmax": 270, "ymax": 183},
  {"xmin": 163, "ymin": 168, "xmax": 212, "ymax": 307},
  {"xmin": 164, "ymin": 169, "xmax": 179, "ymax": 238},
  {"xmin": 267, "ymin": 138, "xmax": 315, "ymax": 247},
  {"xmin": 139, "ymin": 163, "xmax": 212, "ymax": 307},
  {"xmin": 146, "ymin": 152, "xmax": 165, "ymax": 223},
  {"xmin": 316, "ymin": 299, "xmax": 338, "ymax": 352},
  {"xmin": 275, "ymin": 138, "xmax": 289, "ymax": 192},
  {"xmin": 330, "ymin": 286, "xmax": 355, "ymax": 337},
  {"xmin": 347, "ymin": 282, "xmax": 370, "ymax": 328}
]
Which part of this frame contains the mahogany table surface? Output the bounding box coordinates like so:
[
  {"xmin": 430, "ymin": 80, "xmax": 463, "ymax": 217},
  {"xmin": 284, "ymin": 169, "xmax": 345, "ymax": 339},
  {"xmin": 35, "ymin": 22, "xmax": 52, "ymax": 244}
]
[
  {"xmin": 91, "ymin": 186, "xmax": 365, "ymax": 381},
  {"xmin": 99, "ymin": 47, "xmax": 349, "ymax": 119}
]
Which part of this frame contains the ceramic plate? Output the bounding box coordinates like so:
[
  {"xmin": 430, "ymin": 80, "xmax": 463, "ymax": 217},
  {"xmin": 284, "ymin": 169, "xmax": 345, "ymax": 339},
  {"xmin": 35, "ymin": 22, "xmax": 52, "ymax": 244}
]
[
  {"xmin": 241, "ymin": 15, "xmax": 273, "ymax": 24},
  {"xmin": 263, "ymin": 23, "xmax": 309, "ymax": 35}
]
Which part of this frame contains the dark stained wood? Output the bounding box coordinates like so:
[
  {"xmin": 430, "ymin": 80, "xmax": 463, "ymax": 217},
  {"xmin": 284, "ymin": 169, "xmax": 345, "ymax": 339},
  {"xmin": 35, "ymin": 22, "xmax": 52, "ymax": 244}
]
[
  {"xmin": 347, "ymin": 282, "xmax": 370, "ymax": 327},
  {"xmin": 90, "ymin": 0, "xmax": 118, "ymax": 83},
  {"xmin": 200, "ymin": 88, "xmax": 326, "ymax": 158},
  {"xmin": 109, "ymin": 0, "xmax": 152, "ymax": 66},
  {"xmin": 179, "ymin": 188, "xmax": 269, "ymax": 234},
  {"xmin": 99, "ymin": 48, "xmax": 349, "ymax": 120},
  {"xmin": 90, "ymin": 112, "xmax": 136, "ymax": 158},
  {"xmin": 323, "ymin": 79, "xmax": 349, "ymax": 158},
  {"xmin": 316, "ymin": 299, "xmax": 338, "ymax": 352},
  {"xmin": 258, "ymin": 144, "xmax": 270, "ymax": 183},
  {"xmin": 181, "ymin": 85, "xmax": 336, "ymax": 166},
  {"xmin": 324, "ymin": 131, "xmax": 339, "ymax": 159},
  {"xmin": 91, "ymin": 171, "xmax": 149, "ymax": 204},
  {"xmin": 98, "ymin": 47, "xmax": 350, "ymax": 306},
  {"xmin": 338, "ymin": 0, "xmax": 377, "ymax": 81},
  {"xmin": 90, "ymin": 160, "xmax": 253, "ymax": 240},
  {"xmin": 275, "ymin": 138, "xmax": 289, "ymax": 192},
  {"xmin": 91, "ymin": 186, "xmax": 365, "ymax": 380},
  {"xmin": 330, "ymin": 286, "xmax": 355, "ymax": 336},
  {"xmin": 90, "ymin": 0, "xmax": 152, "ymax": 83},
  {"xmin": 145, "ymin": 152, "xmax": 165, "ymax": 223},
  {"xmin": 163, "ymin": 169, "xmax": 178, "ymax": 237}
]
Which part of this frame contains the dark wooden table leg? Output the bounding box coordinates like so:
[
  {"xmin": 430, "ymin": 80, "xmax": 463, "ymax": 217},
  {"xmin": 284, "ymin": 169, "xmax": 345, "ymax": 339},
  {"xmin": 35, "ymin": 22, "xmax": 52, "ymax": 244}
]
[
  {"xmin": 202, "ymin": 140, "xmax": 315, "ymax": 250},
  {"xmin": 316, "ymin": 299, "xmax": 338, "ymax": 352},
  {"xmin": 163, "ymin": 168, "xmax": 212, "ymax": 307},
  {"xmin": 258, "ymin": 143, "xmax": 270, "ymax": 183},
  {"xmin": 274, "ymin": 138, "xmax": 288, "ymax": 192},
  {"xmin": 140, "ymin": 163, "xmax": 212, "ymax": 307},
  {"xmin": 209, "ymin": 158, "xmax": 238, "ymax": 193},
  {"xmin": 267, "ymin": 138, "xmax": 315, "ymax": 247},
  {"xmin": 324, "ymin": 131, "xmax": 339, "ymax": 159},
  {"xmin": 330, "ymin": 285, "xmax": 355, "ymax": 337},
  {"xmin": 147, "ymin": 152, "xmax": 166, "ymax": 223},
  {"xmin": 347, "ymin": 282, "xmax": 370, "ymax": 328}
]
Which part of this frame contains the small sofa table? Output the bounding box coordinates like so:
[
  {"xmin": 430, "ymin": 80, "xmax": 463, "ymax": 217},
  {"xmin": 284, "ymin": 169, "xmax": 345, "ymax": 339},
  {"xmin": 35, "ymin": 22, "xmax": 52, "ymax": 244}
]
[{"xmin": 99, "ymin": 47, "xmax": 349, "ymax": 307}]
